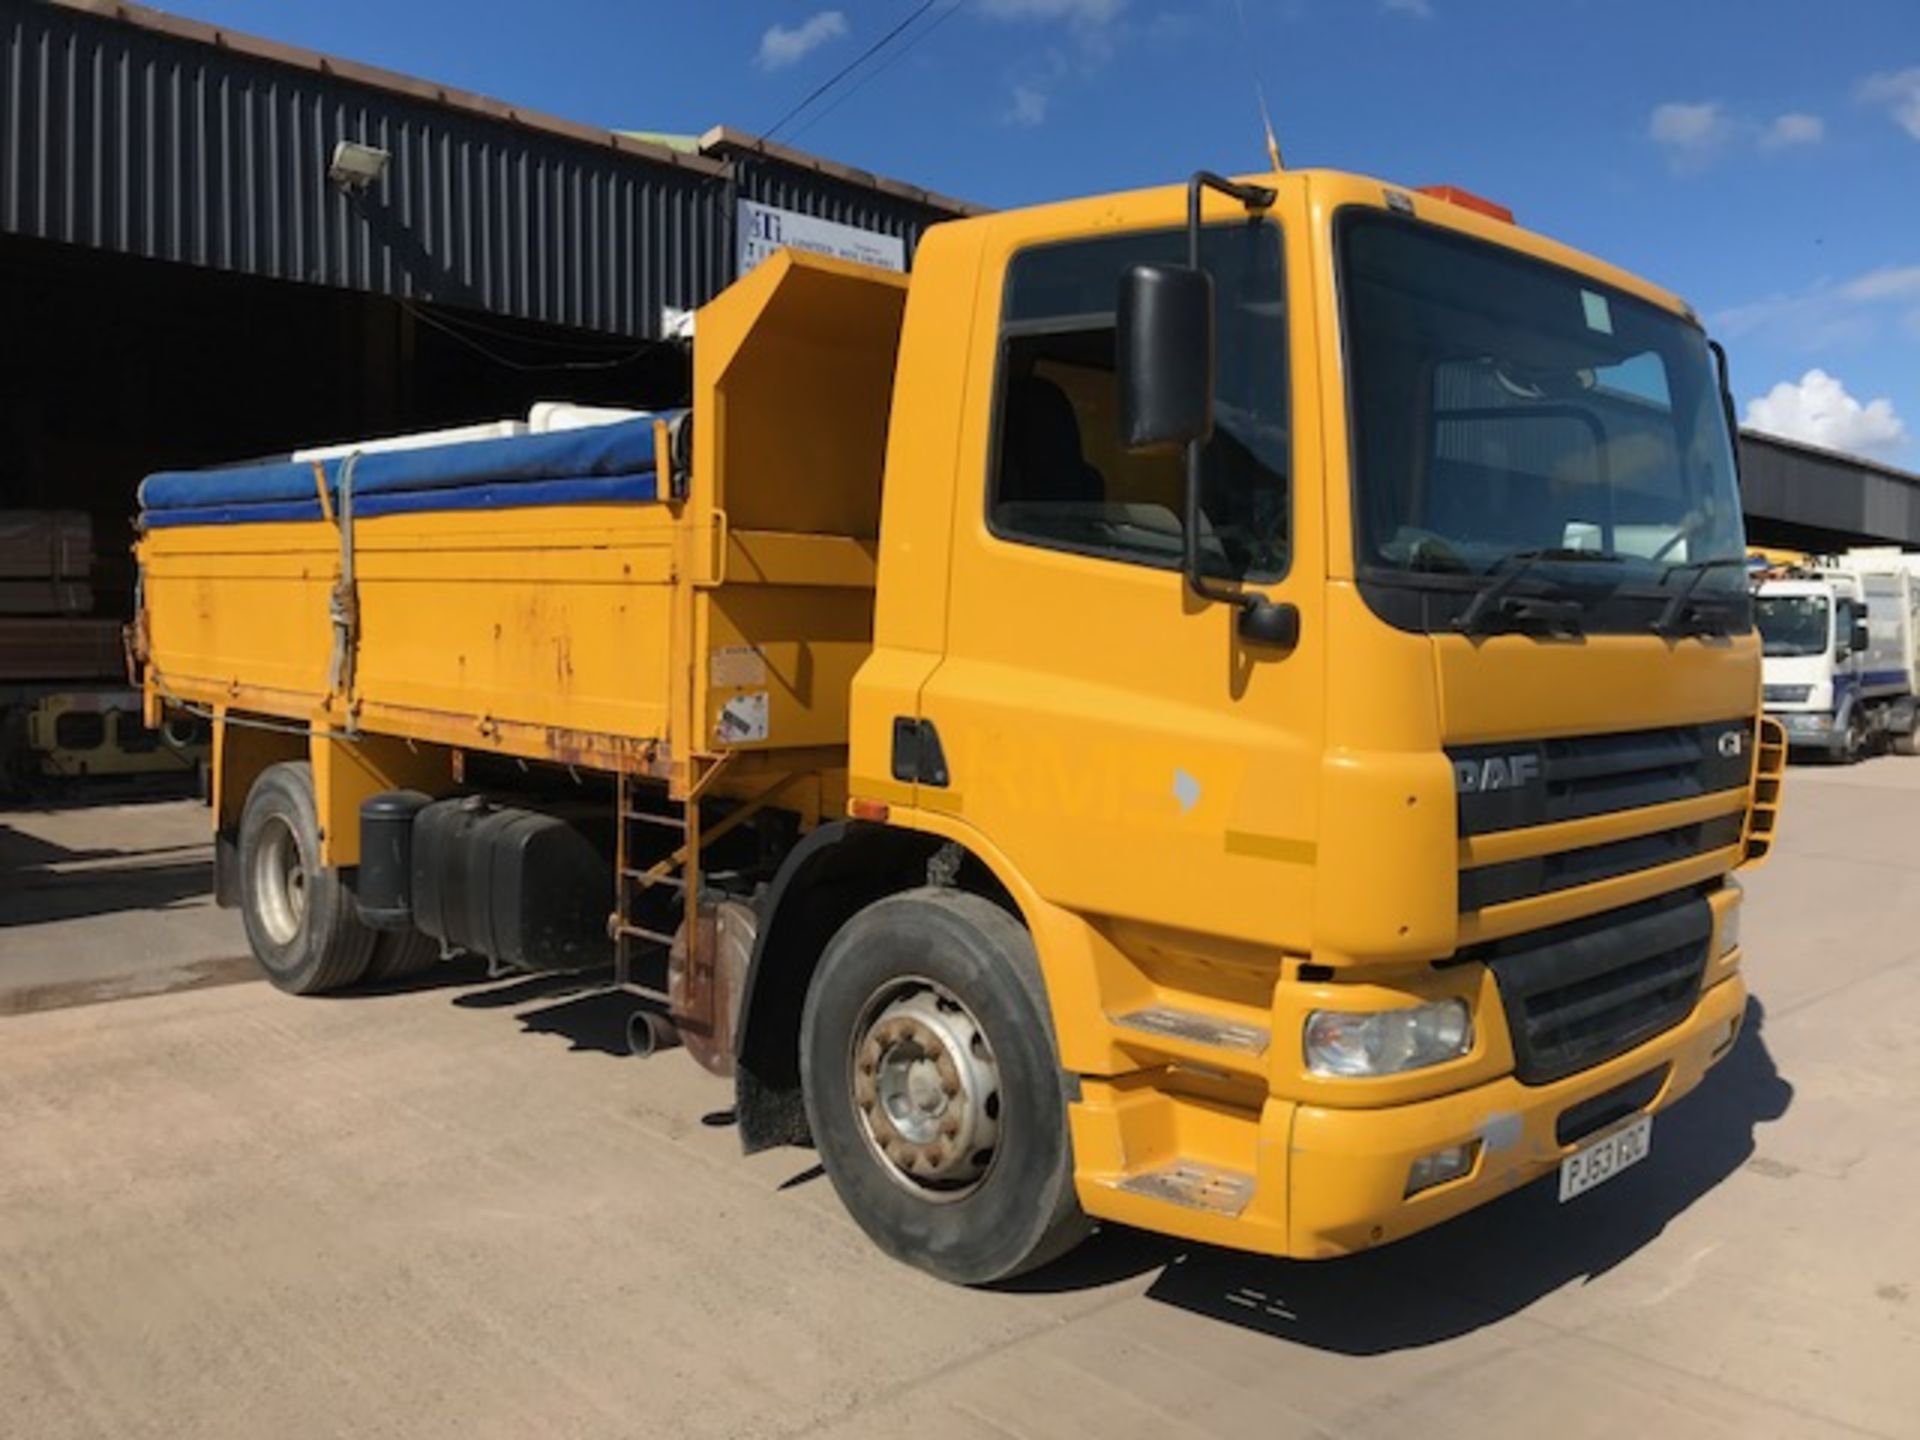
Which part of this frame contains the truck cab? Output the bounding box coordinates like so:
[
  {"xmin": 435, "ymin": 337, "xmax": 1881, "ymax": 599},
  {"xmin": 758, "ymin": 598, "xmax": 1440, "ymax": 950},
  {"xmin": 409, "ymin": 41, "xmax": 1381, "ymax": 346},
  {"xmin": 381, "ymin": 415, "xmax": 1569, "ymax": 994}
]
[
  {"xmin": 829, "ymin": 168, "xmax": 1777, "ymax": 1265},
  {"xmin": 1758, "ymin": 573, "xmax": 1866, "ymax": 756},
  {"xmin": 1759, "ymin": 560, "xmax": 1920, "ymax": 759}
]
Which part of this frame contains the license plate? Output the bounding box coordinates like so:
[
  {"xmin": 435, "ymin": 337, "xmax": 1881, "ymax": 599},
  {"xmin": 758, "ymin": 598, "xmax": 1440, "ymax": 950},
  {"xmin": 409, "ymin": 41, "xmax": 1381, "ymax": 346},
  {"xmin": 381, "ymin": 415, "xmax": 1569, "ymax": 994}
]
[{"xmin": 1558, "ymin": 1115, "xmax": 1652, "ymax": 1202}]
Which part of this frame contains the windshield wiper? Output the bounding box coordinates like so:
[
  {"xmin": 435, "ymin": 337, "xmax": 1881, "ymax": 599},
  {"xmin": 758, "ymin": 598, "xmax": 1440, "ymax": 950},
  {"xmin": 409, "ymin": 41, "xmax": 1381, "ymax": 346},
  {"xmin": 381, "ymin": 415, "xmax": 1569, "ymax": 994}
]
[
  {"xmin": 1454, "ymin": 547, "xmax": 1614, "ymax": 637},
  {"xmin": 1651, "ymin": 557, "xmax": 1748, "ymax": 638}
]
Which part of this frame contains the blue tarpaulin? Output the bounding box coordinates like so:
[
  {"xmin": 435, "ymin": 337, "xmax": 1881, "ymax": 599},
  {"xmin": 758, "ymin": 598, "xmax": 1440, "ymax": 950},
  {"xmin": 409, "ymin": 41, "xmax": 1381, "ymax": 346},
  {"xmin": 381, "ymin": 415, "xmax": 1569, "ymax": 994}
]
[
  {"xmin": 139, "ymin": 472, "xmax": 661, "ymax": 529},
  {"xmin": 138, "ymin": 414, "xmax": 679, "ymax": 525}
]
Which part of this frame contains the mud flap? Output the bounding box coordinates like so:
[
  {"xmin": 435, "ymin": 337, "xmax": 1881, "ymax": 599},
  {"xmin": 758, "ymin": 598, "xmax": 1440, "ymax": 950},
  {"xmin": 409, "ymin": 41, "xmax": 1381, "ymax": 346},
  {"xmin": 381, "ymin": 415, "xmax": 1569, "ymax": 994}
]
[
  {"xmin": 735, "ymin": 1064, "xmax": 813, "ymax": 1154},
  {"xmin": 214, "ymin": 829, "xmax": 241, "ymax": 909}
]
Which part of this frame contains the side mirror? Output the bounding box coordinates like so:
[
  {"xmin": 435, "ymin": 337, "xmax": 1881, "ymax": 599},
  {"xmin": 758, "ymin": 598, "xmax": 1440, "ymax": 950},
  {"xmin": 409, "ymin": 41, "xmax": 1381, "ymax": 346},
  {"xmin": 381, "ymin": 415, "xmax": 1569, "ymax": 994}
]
[
  {"xmin": 1117, "ymin": 264, "xmax": 1214, "ymax": 450},
  {"xmin": 1852, "ymin": 620, "xmax": 1870, "ymax": 653}
]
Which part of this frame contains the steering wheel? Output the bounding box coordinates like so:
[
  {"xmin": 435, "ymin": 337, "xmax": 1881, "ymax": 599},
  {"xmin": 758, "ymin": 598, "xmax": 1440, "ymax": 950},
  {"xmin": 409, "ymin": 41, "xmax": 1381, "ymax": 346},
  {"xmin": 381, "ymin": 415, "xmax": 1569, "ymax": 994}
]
[{"xmin": 1402, "ymin": 530, "xmax": 1471, "ymax": 572}]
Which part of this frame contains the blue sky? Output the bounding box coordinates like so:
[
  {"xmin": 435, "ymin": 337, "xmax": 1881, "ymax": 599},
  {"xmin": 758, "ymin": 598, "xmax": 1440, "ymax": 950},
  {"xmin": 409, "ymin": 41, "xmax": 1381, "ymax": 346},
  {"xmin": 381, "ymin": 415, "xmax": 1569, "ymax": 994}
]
[{"xmin": 177, "ymin": 1, "xmax": 1919, "ymax": 464}]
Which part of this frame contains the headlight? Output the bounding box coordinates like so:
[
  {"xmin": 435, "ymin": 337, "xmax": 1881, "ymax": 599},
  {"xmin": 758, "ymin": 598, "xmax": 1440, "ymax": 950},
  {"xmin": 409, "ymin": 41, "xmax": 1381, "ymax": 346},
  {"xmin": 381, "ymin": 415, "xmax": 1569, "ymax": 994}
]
[
  {"xmin": 1304, "ymin": 1000, "xmax": 1473, "ymax": 1077},
  {"xmin": 1719, "ymin": 880, "xmax": 1742, "ymax": 956},
  {"xmin": 1763, "ymin": 684, "xmax": 1811, "ymax": 705}
]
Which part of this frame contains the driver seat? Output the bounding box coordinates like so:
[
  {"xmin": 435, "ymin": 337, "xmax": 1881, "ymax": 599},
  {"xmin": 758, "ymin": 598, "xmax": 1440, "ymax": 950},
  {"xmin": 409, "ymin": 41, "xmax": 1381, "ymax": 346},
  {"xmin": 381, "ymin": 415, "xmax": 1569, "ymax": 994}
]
[{"xmin": 999, "ymin": 375, "xmax": 1105, "ymax": 506}]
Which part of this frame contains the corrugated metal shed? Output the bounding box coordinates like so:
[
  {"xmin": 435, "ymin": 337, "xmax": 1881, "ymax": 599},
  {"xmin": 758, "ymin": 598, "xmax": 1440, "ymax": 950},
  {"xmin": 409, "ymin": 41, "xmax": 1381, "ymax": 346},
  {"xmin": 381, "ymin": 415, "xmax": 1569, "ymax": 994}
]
[
  {"xmin": 1740, "ymin": 432, "xmax": 1920, "ymax": 547},
  {"xmin": 0, "ymin": 1, "xmax": 976, "ymax": 338}
]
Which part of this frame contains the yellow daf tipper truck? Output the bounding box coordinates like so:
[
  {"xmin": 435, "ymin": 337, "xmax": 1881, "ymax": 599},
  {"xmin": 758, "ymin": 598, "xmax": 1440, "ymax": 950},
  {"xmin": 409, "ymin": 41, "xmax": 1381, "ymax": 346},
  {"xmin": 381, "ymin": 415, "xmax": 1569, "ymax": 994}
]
[{"xmin": 136, "ymin": 168, "xmax": 1784, "ymax": 1284}]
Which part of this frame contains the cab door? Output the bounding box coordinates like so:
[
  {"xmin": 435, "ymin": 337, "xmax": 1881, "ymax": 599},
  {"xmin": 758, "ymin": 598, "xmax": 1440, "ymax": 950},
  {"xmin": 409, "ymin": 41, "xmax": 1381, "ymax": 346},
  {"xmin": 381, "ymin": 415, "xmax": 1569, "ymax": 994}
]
[{"xmin": 915, "ymin": 185, "xmax": 1327, "ymax": 957}]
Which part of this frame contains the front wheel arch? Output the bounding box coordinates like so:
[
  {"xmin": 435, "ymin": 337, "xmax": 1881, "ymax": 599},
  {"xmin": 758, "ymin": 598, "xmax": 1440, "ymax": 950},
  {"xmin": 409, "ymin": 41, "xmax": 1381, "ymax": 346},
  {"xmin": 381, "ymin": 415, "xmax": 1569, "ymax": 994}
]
[{"xmin": 732, "ymin": 822, "xmax": 1016, "ymax": 1152}]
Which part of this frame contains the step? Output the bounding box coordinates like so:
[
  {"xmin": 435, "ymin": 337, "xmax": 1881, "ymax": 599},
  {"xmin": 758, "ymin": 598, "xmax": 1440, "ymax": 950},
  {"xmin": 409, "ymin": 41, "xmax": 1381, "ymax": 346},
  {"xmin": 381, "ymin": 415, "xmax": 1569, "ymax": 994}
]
[
  {"xmin": 1112, "ymin": 1005, "xmax": 1270, "ymax": 1057},
  {"xmin": 613, "ymin": 922, "xmax": 677, "ymax": 947},
  {"xmin": 1111, "ymin": 1161, "xmax": 1255, "ymax": 1218},
  {"xmin": 620, "ymin": 868, "xmax": 688, "ymax": 889}
]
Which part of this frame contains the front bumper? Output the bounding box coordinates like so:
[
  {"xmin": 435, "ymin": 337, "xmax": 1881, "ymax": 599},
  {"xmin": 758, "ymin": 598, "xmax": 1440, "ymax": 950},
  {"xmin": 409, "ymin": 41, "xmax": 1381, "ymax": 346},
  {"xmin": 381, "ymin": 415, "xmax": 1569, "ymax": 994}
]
[
  {"xmin": 1284, "ymin": 970, "xmax": 1748, "ymax": 1257},
  {"xmin": 1770, "ymin": 708, "xmax": 1840, "ymax": 749}
]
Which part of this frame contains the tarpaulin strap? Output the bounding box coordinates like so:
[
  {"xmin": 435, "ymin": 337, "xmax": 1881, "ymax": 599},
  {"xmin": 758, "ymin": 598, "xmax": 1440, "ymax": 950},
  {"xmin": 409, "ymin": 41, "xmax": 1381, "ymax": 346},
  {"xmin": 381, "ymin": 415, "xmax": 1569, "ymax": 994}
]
[
  {"xmin": 325, "ymin": 453, "xmax": 360, "ymax": 702},
  {"xmin": 310, "ymin": 460, "xmax": 336, "ymax": 525}
]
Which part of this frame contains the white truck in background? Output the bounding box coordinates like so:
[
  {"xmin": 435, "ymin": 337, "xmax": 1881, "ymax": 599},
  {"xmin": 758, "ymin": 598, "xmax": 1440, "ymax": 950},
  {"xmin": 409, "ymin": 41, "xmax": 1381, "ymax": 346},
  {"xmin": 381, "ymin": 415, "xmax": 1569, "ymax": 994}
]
[{"xmin": 1757, "ymin": 548, "xmax": 1920, "ymax": 761}]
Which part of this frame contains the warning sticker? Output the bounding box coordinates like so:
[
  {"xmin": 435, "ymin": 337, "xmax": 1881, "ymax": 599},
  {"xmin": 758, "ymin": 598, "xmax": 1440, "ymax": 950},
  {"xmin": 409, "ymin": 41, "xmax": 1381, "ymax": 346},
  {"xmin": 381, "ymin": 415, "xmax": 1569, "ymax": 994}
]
[
  {"xmin": 1580, "ymin": 289, "xmax": 1614, "ymax": 336},
  {"xmin": 710, "ymin": 646, "xmax": 768, "ymax": 688},
  {"xmin": 715, "ymin": 691, "xmax": 770, "ymax": 745}
]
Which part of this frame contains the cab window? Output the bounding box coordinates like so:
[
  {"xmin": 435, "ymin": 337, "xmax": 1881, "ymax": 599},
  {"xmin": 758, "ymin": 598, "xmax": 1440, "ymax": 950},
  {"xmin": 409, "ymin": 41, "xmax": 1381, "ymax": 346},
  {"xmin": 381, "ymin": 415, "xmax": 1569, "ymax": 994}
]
[{"xmin": 988, "ymin": 222, "xmax": 1289, "ymax": 582}]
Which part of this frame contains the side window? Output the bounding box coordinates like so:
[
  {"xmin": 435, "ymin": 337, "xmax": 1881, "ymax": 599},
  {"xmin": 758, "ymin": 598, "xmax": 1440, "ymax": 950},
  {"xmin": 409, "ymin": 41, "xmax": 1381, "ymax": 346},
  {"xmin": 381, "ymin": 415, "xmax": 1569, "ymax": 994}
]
[{"xmin": 989, "ymin": 223, "xmax": 1290, "ymax": 581}]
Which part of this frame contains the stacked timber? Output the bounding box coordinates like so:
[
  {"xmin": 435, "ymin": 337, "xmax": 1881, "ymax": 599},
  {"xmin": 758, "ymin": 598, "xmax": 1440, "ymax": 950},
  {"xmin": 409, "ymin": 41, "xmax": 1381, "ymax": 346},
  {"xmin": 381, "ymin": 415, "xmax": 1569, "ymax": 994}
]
[
  {"xmin": 0, "ymin": 511, "xmax": 92, "ymax": 615},
  {"xmin": 0, "ymin": 510, "xmax": 122, "ymax": 682}
]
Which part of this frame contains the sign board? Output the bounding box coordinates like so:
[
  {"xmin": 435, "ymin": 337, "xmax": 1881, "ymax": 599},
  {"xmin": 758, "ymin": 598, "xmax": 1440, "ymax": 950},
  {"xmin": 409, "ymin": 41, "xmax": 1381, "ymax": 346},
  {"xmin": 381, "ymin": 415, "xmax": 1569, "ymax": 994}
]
[{"xmin": 738, "ymin": 200, "xmax": 906, "ymax": 276}]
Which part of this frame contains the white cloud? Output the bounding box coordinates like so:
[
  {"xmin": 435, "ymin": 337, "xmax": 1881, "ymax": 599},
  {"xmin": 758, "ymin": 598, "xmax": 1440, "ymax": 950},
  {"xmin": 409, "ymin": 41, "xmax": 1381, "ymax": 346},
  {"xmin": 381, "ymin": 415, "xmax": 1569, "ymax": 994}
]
[
  {"xmin": 1005, "ymin": 84, "xmax": 1050, "ymax": 126},
  {"xmin": 1715, "ymin": 262, "xmax": 1920, "ymax": 352},
  {"xmin": 982, "ymin": 0, "xmax": 1126, "ymax": 130},
  {"xmin": 757, "ymin": 10, "xmax": 848, "ymax": 70},
  {"xmin": 1648, "ymin": 100, "xmax": 1734, "ymax": 170},
  {"xmin": 978, "ymin": 0, "xmax": 1125, "ymax": 21},
  {"xmin": 1382, "ymin": 0, "xmax": 1433, "ymax": 15},
  {"xmin": 1859, "ymin": 68, "xmax": 1920, "ymax": 140},
  {"xmin": 1745, "ymin": 370, "xmax": 1908, "ymax": 456},
  {"xmin": 1760, "ymin": 112, "xmax": 1824, "ymax": 149},
  {"xmin": 1650, "ymin": 101, "xmax": 1827, "ymax": 169},
  {"xmin": 1839, "ymin": 265, "xmax": 1920, "ymax": 303}
]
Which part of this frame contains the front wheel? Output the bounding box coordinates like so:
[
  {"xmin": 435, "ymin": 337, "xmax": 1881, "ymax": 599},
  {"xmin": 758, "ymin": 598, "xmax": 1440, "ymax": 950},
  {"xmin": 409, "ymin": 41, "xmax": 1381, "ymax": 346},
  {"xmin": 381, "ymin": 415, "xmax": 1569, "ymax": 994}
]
[
  {"xmin": 1840, "ymin": 712, "xmax": 1867, "ymax": 764},
  {"xmin": 799, "ymin": 888, "xmax": 1089, "ymax": 1285}
]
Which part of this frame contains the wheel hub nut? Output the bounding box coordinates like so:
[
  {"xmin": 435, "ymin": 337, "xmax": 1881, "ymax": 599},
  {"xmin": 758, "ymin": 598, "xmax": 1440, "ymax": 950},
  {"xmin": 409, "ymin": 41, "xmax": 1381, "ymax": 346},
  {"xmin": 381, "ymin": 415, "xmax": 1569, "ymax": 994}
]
[{"xmin": 852, "ymin": 981, "xmax": 1001, "ymax": 1197}]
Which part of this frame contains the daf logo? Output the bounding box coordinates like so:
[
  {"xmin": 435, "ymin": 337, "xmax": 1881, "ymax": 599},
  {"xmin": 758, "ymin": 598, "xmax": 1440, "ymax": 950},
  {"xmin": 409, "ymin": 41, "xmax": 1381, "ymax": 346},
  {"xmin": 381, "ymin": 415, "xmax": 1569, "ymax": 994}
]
[
  {"xmin": 1717, "ymin": 730, "xmax": 1746, "ymax": 760},
  {"xmin": 1455, "ymin": 754, "xmax": 1541, "ymax": 794}
]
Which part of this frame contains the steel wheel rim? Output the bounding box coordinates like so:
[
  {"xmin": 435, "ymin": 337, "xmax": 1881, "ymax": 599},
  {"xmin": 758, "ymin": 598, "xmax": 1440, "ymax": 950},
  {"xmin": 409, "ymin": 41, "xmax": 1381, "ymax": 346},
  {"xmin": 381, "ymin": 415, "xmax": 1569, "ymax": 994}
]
[
  {"xmin": 252, "ymin": 813, "xmax": 307, "ymax": 947},
  {"xmin": 849, "ymin": 976, "xmax": 1002, "ymax": 1202}
]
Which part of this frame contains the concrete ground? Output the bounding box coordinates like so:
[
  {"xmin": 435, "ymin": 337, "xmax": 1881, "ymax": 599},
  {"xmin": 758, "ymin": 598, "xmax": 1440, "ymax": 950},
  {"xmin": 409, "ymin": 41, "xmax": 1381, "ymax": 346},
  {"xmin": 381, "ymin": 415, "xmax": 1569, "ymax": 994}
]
[
  {"xmin": 0, "ymin": 792, "xmax": 250, "ymax": 1014},
  {"xmin": 1, "ymin": 760, "xmax": 1916, "ymax": 1439}
]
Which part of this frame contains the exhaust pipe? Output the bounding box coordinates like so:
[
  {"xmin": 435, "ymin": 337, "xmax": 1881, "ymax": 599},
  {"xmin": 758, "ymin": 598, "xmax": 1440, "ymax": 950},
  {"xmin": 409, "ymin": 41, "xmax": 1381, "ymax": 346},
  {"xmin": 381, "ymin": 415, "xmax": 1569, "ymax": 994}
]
[{"xmin": 627, "ymin": 1009, "xmax": 682, "ymax": 1058}]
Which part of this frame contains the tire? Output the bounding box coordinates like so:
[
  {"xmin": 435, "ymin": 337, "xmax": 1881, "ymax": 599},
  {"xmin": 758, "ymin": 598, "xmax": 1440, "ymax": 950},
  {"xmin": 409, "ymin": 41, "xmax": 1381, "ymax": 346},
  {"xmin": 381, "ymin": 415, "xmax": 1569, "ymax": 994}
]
[
  {"xmin": 363, "ymin": 930, "xmax": 441, "ymax": 984},
  {"xmin": 1840, "ymin": 712, "xmax": 1866, "ymax": 765},
  {"xmin": 236, "ymin": 761, "xmax": 376, "ymax": 995},
  {"xmin": 799, "ymin": 887, "xmax": 1090, "ymax": 1285},
  {"xmin": 1893, "ymin": 727, "xmax": 1920, "ymax": 757}
]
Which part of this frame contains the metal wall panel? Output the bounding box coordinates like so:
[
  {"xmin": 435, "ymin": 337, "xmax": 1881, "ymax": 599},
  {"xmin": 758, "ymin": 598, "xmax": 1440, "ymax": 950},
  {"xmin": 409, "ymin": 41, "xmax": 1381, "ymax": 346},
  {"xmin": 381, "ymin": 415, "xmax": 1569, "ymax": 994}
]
[
  {"xmin": 0, "ymin": 0, "xmax": 729, "ymax": 337},
  {"xmin": 1739, "ymin": 434, "xmax": 1920, "ymax": 546}
]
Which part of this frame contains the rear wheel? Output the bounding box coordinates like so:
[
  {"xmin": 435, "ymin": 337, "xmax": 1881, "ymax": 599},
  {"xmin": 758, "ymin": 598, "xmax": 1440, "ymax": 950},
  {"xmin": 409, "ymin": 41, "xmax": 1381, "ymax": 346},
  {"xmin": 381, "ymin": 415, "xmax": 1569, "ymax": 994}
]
[
  {"xmin": 363, "ymin": 930, "xmax": 441, "ymax": 984},
  {"xmin": 237, "ymin": 761, "xmax": 375, "ymax": 994},
  {"xmin": 799, "ymin": 888, "xmax": 1089, "ymax": 1285}
]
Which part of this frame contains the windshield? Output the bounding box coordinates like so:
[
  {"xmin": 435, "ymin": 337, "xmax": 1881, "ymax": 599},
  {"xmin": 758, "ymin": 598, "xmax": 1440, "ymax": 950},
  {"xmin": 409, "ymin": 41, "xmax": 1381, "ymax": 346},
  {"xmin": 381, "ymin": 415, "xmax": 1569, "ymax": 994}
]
[
  {"xmin": 1755, "ymin": 594, "xmax": 1830, "ymax": 656},
  {"xmin": 1339, "ymin": 211, "xmax": 1749, "ymax": 632}
]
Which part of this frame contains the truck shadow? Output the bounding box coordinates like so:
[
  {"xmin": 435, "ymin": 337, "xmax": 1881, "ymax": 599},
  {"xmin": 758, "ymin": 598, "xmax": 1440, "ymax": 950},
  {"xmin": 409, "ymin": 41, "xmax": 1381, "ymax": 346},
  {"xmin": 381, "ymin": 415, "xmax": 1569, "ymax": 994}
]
[
  {"xmin": 439, "ymin": 963, "xmax": 639, "ymax": 1057},
  {"xmin": 1011, "ymin": 995, "xmax": 1791, "ymax": 1355},
  {"xmin": 341, "ymin": 953, "xmax": 661, "ymax": 1061},
  {"xmin": 0, "ymin": 817, "xmax": 213, "ymax": 928}
]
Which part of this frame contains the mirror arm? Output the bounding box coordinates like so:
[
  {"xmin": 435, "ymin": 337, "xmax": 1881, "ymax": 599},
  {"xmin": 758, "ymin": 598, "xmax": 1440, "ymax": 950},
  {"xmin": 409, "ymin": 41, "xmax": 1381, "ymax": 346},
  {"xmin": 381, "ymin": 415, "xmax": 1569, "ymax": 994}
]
[
  {"xmin": 1708, "ymin": 338, "xmax": 1742, "ymax": 485},
  {"xmin": 1186, "ymin": 171, "xmax": 1278, "ymax": 266},
  {"xmin": 1181, "ymin": 171, "xmax": 1294, "ymax": 648}
]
